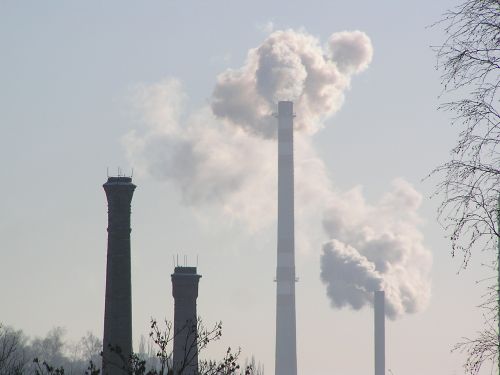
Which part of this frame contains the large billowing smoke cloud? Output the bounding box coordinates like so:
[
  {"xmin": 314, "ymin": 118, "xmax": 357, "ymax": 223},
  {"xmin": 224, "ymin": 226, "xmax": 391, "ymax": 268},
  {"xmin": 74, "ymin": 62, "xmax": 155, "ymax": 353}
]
[
  {"xmin": 124, "ymin": 29, "xmax": 431, "ymax": 318},
  {"xmin": 124, "ymin": 29, "xmax": 372, "ymax": 228},
  {"xmin": 320, "ymin": 179, "xmax": 432, "ymax": 319}
]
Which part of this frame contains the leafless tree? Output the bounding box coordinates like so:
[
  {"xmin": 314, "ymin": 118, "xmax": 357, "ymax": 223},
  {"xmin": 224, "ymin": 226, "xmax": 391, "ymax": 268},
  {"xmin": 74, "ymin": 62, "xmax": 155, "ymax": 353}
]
[
  {"xmin": 453, "ymin": 281, "xmax": 499, "ymax": 374},
  {"xmin": 0, "ymin": 324, "xmax": 29, "ymax": 374},
  {"xmin": 140, "ymin": 318, "xmax": 254, "ymax": 375},
  {"xmin": 432, "ymin": 0, "xmax": 499, "ymax": 373},
  {"xmin": 30, "ymin": 327, "xmax": 66, "ymax": 368},
  {"xmin": 432, "ymin": 0, "xmax": 499, "ymax": 264},
  {"xmin": 78, "ymin": 332, "xmax": 102, "ymax": 370}
]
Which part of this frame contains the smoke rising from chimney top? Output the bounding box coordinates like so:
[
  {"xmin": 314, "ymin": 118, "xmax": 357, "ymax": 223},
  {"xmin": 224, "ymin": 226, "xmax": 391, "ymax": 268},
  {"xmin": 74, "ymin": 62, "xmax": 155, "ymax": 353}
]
[{"xmin": 320, "ymin": 179, "xmax": 432, "ymax": 319}]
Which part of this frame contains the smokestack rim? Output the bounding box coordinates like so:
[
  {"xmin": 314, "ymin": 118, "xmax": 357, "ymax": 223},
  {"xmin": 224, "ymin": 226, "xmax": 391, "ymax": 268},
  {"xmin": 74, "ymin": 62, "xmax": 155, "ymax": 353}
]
[{"xmin": 104, "ymin": 176, "xmax": 135, "ymax": 186}]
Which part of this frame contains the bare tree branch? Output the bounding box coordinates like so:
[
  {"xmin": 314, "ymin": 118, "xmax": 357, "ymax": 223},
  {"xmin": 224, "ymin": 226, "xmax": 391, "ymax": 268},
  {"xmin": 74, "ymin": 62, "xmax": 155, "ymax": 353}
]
[{"xmin": 432, "ymin": 1, "xmax": 499, "ymax": 374}]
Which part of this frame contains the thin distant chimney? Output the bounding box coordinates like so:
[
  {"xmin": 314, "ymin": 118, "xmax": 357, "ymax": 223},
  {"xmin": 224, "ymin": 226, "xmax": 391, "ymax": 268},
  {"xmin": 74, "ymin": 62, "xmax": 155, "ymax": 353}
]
[
  {"xmin": 102, "ymin": 176, "xmax": 136, "ymax": 375},
  {"xmin": 171, "ymin": 266, "xmax": 202, "ymax": 375},
  {"xmin": 275, "ymin": 101, "xmax": 298, "ymax": 375},
  {"xmin": 374, "ymin": 290, "xmax": 385, "ymax": 375}
]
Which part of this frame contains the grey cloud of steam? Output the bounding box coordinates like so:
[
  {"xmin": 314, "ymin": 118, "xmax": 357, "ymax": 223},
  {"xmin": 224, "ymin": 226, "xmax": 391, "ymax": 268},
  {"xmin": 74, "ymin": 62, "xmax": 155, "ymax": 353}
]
[
  {"xmin": 320, "ymin": 179, "xmax": 432, "ymax": 319},
  {"xmin": 211, "ymin": 29, "xmax": 373, "ymax": 138},
  {"xmin": 123, "ymin": 29, "xmax": 431, "ymax": 318}
]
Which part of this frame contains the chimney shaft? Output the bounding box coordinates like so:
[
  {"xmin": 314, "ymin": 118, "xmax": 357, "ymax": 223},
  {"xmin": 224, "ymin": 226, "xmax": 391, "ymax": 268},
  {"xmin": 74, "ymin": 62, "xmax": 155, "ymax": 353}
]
[
  {"xmin": 275, "ymin": 101, "xmax": 298, "ymax": 375},
  {"xmin": 172, "ymin": 266, "xmax": 201, "ymax": 375},
  {"xmin": 374, "ymin": 290, "xmax": 385, "ymax": 375},
  {"xmin": 102, "ymin": 176, "xmax": 136, "ymax": 375}
]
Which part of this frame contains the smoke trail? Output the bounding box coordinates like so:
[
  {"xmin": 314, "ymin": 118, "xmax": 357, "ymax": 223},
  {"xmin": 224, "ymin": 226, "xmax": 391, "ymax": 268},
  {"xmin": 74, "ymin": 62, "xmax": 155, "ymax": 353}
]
[{"xmin": 123, "ymin": 28, "xmax": 432, "ymax": 317}]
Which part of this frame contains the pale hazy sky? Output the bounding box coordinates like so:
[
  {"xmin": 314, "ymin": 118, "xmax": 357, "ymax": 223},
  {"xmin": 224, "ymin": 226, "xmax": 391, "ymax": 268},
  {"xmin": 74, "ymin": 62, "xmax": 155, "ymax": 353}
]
[{"xmin": 0, "ymin": 1, "xmax": 494, "ymax": 375}]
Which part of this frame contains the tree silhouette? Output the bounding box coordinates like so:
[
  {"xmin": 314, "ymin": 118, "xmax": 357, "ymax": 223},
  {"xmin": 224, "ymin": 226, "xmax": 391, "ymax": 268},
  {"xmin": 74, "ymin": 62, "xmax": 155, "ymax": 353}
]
[{"xmin": 432, "ymin": 1, "xmax": 499, "ymax": 373}]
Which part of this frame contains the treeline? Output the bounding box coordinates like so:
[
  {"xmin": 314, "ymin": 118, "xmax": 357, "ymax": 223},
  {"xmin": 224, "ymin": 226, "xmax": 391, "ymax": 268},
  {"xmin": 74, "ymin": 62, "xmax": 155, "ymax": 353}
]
[
  {"xmin": 0, "ymin": 323, "xmax": 264, "ymax": 375},
  {"xmin": 0, "ymin": 324, "xmax": 101, "ymax": 374}
]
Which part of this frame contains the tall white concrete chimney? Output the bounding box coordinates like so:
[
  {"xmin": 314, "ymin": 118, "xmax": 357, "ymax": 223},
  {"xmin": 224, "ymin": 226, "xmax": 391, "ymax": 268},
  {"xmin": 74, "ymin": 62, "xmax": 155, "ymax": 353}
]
[{"xmin": 275, "ymin": 101, "xmax": 298, "ymax": 375}]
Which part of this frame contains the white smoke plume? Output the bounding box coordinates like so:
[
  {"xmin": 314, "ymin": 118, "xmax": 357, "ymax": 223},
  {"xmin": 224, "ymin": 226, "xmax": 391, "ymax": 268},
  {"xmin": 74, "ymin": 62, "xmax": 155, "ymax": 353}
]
[
  {"xmin": 320, "ymin": 179, "xmax": 432, "ymax": 319},
  {"xmin": 211, "ymin": 29, "xmax": 373, "ymax": 137},
  {"xmin": 124, "ymin": 28, "xmax": 431, "ymax": 318}
]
